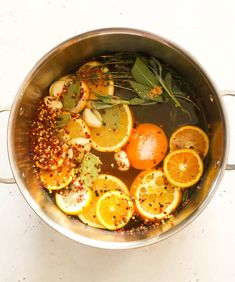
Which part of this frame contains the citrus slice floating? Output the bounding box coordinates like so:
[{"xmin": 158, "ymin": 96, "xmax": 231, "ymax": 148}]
[
  {"xmin": 49, "ymin": 80, "xmax": 66, "ymax": 98},
  {"xmin": 130, "ymin": 169, "xmax": 181, "ymax": 220},
  {"xmin": 169, "ymin": 125, "xmax": 209, "ymax": 158},
  {"xmin": 78, "ymin": 61, "xmax": 114, "ymax": 108},
  {"xmin": 55, "ymin": 186, "xmax": 92, "ymax": 215},
  {"xmin": 163, "ymin": 149, "xmax": 203, "ymax": 188},
  {"xmin": 90, "ymin": 104, "xmax": 133, "ymax": 152},
  {"xmin": 96, "ymin": 190, "xmax": 134, "ymax": 230},
  {"xmin": 62, "ymin": 116, "xmax": 90, "ymax": 141},
  {"xmin": 78, "ymin": 174, "xmax": 129, "ymax": 229},
  {"xmin": 39, "ymin": 163, "xmax": 75, "ymax": 190},
  {"xmin": 60, "ymin": 116, "xmax": 91, "ymax": 161}
]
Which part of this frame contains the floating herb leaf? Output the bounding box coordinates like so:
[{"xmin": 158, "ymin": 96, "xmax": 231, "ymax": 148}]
[
  {"xmin": 131, "ymin": 57, "xmax": 159, "ymax": 87},
  {"xmin": 79, "ymin": 152, "xmax": 101, "ymax": 188},
  {"xmin": 129, "ymin": 80, "xmax": 152, "ymax": 99},
  {"xmin": 56, "ymin": 113, "xmax": 71, "ymax": 128},
  {"xmin": 100, "ymin": 106, "xmax": 121, "ymax": 130},
  {"xmin": 164, "ymin": 72, "xmax": 173, "ymax": 90},
  {"xmin": 62, "ymin": 81, "xmax": 81, "ymax": 110},
  {"xmin": 91, "ymin": 94, "xmax": 156, "ymax": 109}
]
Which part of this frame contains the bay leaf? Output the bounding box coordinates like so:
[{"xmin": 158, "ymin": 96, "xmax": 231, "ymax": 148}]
[
  {"xmin": 79, "ymin": 152, "xmax": 101, "ymax": 188},
  {"xmin": 101, "ymin": 105, "xmax": 121, "ymax": 130},
  {"xmin": 62, "ymin": 81, "xmax": 81, "ymax": 110},
  {"xmin": 56, "ymin": 113, "xmax": 71, "ymax": 128}
]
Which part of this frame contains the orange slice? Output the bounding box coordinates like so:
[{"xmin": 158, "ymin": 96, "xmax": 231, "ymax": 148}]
[
  {"xmin": 130, "ymin": 169, "xmax": 182, "ymax": 220},
  {"xmin": 39, "ymin": 163, "xmax": 75, "ymax": 190},
  {"xmin": 169, "ymin": 125, "xmax": 209, "ymax": 158},
  {"xmin": 90, "ymin": 104, "xmax": 133, "ymax": 152},
  {"xmin": 96, "ymin": 190, "xmax": 134, "ymax": 230},
  {"xmin": 78, "ymin": 174, "xmax": 129, "ymax": 229},
  {"xmin": 163, "ymin": 149, "xmax": 203, "ymax": 188},
  {"xmin": 78, "ymin": 61, "xmax": 114, "ymax": 108}
]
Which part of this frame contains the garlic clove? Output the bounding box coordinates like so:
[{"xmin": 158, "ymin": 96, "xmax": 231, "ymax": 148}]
[
  {"xmin": 114, "ymin": 150, "xmax": 130, "ymax": 171},
  {"xmin": 93, "ymin": 109, "xmax": 102, "ymax": 122},
  {"xmin": 69, "ymin": 137, "xmax": 90, "ymax": 146},
  {"xmin": 82, "ymin": 108, "xmax": 102, "ymax": 128}
]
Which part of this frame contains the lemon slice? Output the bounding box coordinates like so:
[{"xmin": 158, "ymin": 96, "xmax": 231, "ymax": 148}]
[
  {"xmin": 59, "ymin": 74, "xmax": 77, "ymax": 84},
  {"xmin": 62, "ymin": 116, "xmax": 90, "ymax": 140},
  {"xmin": 55, "ymin": 187, "xmax": 92, "ymax": 215},
  {"xmin": 90, "ymin": 104, "xmax": 133, "ymax": 152},
  {"xmin": 78, "ymin": 174, "xmax": 129, "ymax": 228},
  {"xmin": 39, "ymin": 163, "xmax": 75, "ymax": 190},
  {"xmin": 163, "ymin": 149, "xmax": 204, "ymax": 188},
  {"xmin": 49, "ymin": 80, "xmax": 66, "ymax": 98},
  {"xmin": 96, "ymin": 190, "xmax": 134, "ymax": 230},
  {"xmin": 130, "ymin": 169, "xmax": 182, "ymax": 220}
]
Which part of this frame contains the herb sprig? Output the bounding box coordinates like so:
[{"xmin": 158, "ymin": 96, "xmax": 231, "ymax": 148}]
[{"xmin": 78, "ymin": 54, "xmax": 198, "ymax": 116}]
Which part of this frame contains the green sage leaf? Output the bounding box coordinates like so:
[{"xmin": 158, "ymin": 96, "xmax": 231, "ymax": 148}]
[
  {"xmin": 129, "ymin": 81, "xmax": 152, "ymax": 99},
  {"xmin": 164, "ymin": 72, "xmax": 173, "ymax": 90},
  {"xmin": 131, "ymin": 57, "xmax": 159, "ymax": 87}
]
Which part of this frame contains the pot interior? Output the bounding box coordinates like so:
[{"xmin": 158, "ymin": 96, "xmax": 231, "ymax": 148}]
[{"xmin": 8, "ymin": 29, "xmax": 227, "ymax": 248}]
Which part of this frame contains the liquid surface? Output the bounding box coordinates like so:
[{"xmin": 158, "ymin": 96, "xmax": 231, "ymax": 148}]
[{"xmin": 31, "ymin": 53, "xmax": 209, "ymax": 232}]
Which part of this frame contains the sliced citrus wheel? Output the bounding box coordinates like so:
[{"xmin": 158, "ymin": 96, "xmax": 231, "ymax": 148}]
[
  {"xmin": 130, "ymin": 169, "xmax": 182, "ymax": 220},
  {"xmin": 62, "ymin": 115, "xmax": 90, "ymax": 140},
  {"xmin": 49, "ymin": 80, "xmax": 67, "ymax": 98},
  {"xmin": 55, "ymin": 186, "xmax": 92, "ymax": 215},
  {"xmin": 169, "ymin": 125, "xmax": 209, "ymax": 158},
  {"xmin": 59, "ymin": 74, "xmax": 77, "ymax": 84},
  {"xmin": 96, "ymin": 190, "xmax": 134, "ymax": 230},
  {"xmin": 78, "ymin": 174, "xmax": 129, "ymax": 229},
  {"xmin": 90, "ymin": 104, "xmax": 133, "ymax": 152},
  {"xmin": 163, "ymin": 149, "xmax": 203, "ymax": 188},
  {"xmin": 78, "ymin": 61, "xmax": 114, "ymax": 108},
  {"xmin": 39, "ymin": 163, "xmax": 75, "ymax": 190},
  {"xmin": 60, "ymin": 116, "xmax": 91, "ymax": 161}
]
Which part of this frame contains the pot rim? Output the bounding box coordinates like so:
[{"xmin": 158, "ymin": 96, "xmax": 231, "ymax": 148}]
[{"xmin": 7, "ymin": 27, "xmax": 230, "ymax": 249}]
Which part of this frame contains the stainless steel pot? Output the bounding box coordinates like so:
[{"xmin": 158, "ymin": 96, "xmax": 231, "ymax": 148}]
[{"xmin": 1, "ymin": 28, "xmax": 234, "ymax": 249}]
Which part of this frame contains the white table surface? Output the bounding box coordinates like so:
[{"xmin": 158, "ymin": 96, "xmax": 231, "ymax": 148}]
[{"xmin": 1, "ymin": 1, "xmax": 235, "ymax": 281}]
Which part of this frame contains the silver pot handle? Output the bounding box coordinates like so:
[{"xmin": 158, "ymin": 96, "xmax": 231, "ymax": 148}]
[
  {"xmin": 0, "ymin": 107, "xmax": 16, "ymax": 184},
  {"xmin": 221, "ymin": 90, "xmax": 235, "ymax": 170}
]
